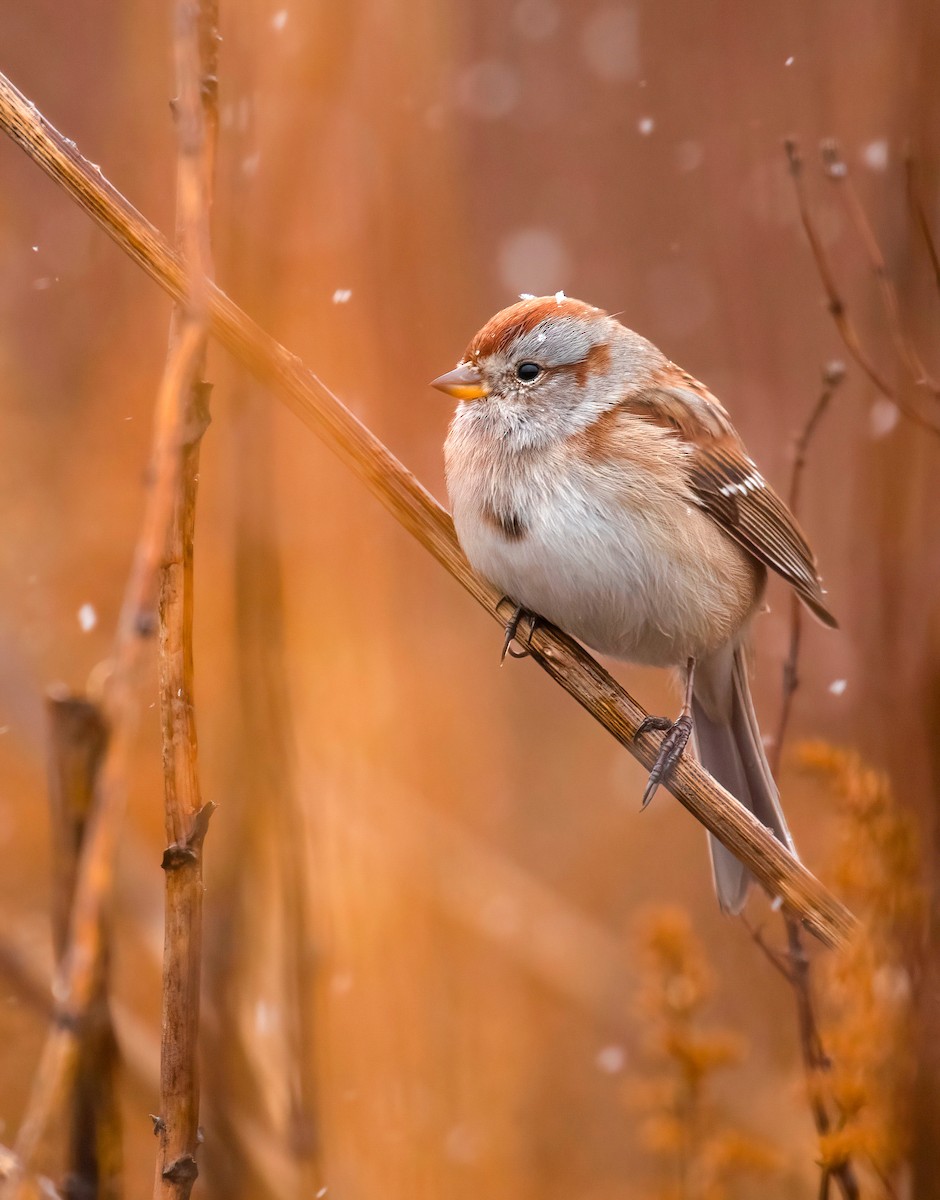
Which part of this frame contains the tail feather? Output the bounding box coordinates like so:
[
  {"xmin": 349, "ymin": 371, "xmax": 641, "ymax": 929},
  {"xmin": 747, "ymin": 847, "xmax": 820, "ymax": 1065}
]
[{"xmin": 692, "ymin": 644, "xmax": 795, "ymax": 914}]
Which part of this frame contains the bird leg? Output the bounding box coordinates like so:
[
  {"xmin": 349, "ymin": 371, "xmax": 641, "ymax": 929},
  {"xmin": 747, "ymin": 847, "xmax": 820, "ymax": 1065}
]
[
  {"xmin": 635, "ymin": 657, "xmax": 695, "ymax": 808},
  {"xmin": 500, "ymin": 602, "xmax": 538, "ymax": 664}
]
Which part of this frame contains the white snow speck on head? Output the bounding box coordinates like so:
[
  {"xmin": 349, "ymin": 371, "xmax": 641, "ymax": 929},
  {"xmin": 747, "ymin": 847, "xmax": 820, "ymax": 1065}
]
[
  {"xmin": 518, "ymin": 292, "xmax": 537, "ymax": 300},
  {"xmin": 638, "ymin": 116, "xmax": 655, "ymax": 136},
  {"xmin": 512, "ymin": 0, "xmax": 560, "ymax": 40},
  {"xmin": 580, "ymin": 4, "xmax": 640, "ymax": 83},
  {"xmin": 535, "ymin": 331, "xmax": 547, "ymax": 343},
  {"xmin": 595, "ymin": 1044, "xmax": 626, "ymax": 1074},
  {"xmin": 497, "ymin": 228, "xmax": 570, "ymax": 296},
  {"xmin": 675, "ymin": 140, "xmax": 704, "ymax": 173},
  {"xmin": 785, "ymin": 55, "xmax": 795, "ymax": 66},
  {"xmin": 332, "ymin": 288, "xmax": 353, "ymax": 304},
  {"xmin": 271, "ymin": 8, "xmax": 288, "ymax": 31},
  {"xmin": 316, "ymin": 1190, "xmax": 328, "ymax": 1199},
  {"xmin": 78, "ymin": 603, "xmax": 97, "ymax": 632},
  {"xmin": 862, "ymin": 138, "xmax": 889, "ymax": 171},
  {"xmin": 869, "ymin": 397, "xmax": 899, "ymax": 439},
  {"xmin": 554, "ymin": 289, "xmax": 566, "ymax": 303},
  {"xmin": 829, "ymin": 679, "xmax": 848, "ymax": 696},
  {"xmin": 455, "ymin": 60, "xmax": 520, "ymax": 119},
  {"xmin": 771, "ymin": 894, "xmax": 784, "ymax": 911},
  {"xmin": 31, "ymin": 245, "xmax": 38, "ymax": 252}
]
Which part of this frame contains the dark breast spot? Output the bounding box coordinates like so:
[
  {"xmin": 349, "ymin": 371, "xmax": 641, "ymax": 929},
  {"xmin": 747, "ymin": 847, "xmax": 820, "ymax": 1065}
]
[{"xmin": 481, "ymin": 501, "xmax": 528, "ymax": 541}]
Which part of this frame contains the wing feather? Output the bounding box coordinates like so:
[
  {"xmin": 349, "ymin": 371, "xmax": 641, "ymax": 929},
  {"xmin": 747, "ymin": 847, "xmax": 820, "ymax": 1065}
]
[{"xmin": 623, "ymin": 373, "xmax": 837, "ymax": 628}]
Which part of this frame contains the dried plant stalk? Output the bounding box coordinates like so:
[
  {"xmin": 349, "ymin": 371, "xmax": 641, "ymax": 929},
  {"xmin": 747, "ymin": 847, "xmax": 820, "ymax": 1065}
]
[
  {"xmin": 0, "ymin": 78, "xmax": 218, "ymax": 1200},
  {"xmin": 46, "ymin": 689, "xmax": 122, "ymax": 1200},
  {"xmin": 905, "ymin": 157, "xmax": 940, "ymax": 296},
  {"xmin": 784, "ymin": 138, "xmax": 939, "ymax": 436},
  {"xmin": 770, "ymin": 361, "xmax": 845, "ymax": 778},
  {"xmin": 0, "ymin": 71, "xmax": 855, "ymax": 950},
  {"xmin": 820, "ymin": 140, "xmax": 939, "ymax": 399},
  {"xmin": 152, "ymin": 2, "xmax": 218, "ymax": 1198},
  {"xmin": 758, "ymin": 358, "xmax": 860, "ymax": 1199}
]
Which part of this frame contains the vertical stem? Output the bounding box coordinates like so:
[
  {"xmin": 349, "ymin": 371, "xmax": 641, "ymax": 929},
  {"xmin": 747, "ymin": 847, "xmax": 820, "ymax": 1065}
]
[
  {"xmin": 46, "ymin": 690, "xmax": 121, "ymax": 1200},
  {"xmin": 784, "ymin": 919, "xmax": 860, "ymax": 1200},
  {"xmin": 153, "ymin": 1, "xmax": 218, "ymax": 1197},
  {"xmin": 770, "ymin": 362, "xmax": 844, "ymax": 776}
]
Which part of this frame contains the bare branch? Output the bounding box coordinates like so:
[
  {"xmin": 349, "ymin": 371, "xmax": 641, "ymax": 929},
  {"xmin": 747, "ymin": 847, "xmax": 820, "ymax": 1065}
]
[
  {"xmin": 0, "ymin": 72, "xmax": 857, "ymax": 951},
  {"xmin": 821, "ymin": 140, "xmax": 939, "ymax": 398},
  {"xmin": 0, "ymin": 71, "xmax": 215, "ymax": 1198},
  {"xmin": 770, "ymin": 361, "xmax": 845, "ymax": 777},
  {"xmin": 750, "ymin": 353, "xmax": 859, "ymax": 1198},
  {"xmin": 152, "ymin": 3, "xmax": 218, "ymax": 1198},
  {"xmin": 905, "ymin": 156, "xmax": 940, "ymax": 298},
  {"xmin": 784, "ymin": 138, "xmax": 940, "ymax": 436}
]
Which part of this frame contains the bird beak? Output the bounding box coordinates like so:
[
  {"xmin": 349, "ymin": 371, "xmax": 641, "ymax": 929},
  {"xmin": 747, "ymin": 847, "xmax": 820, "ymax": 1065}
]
[{"xmin": 430, "ymin": 362, "xmax": 489, "ymax": 401}]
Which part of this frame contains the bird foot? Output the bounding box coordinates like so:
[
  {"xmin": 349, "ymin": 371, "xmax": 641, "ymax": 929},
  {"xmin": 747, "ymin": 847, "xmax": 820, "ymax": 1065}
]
[
  {"xmin": 635, "ymin": 713, "xmax": 693, "ymax": 808},
  {"xmin": 500, "ymin": 603, "xmax": 538, "ymax": 664}
]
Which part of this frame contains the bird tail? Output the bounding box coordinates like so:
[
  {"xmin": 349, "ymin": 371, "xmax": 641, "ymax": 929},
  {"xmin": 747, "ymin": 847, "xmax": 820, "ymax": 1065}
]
[{"xmin": 691, "ymin": 642, "xmax": 795, "ymax": 914}]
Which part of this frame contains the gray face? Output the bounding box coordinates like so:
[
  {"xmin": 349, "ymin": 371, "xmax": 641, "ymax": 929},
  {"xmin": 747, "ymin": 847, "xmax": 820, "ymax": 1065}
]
[{"xmin": 471, "ymin": 315, "xmax": 619, "ymax": 443}]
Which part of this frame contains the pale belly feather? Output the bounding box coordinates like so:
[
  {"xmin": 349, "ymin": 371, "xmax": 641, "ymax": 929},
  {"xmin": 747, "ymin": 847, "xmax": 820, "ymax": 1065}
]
[{"xmin": 449, "ymin": 456, "xmax": 757, "ymax": 667}]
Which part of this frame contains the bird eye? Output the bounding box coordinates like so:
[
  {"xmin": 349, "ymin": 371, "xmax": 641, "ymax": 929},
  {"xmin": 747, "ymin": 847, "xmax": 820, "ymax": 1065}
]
[{"xmin": 516, "ymin": 361, "xmax": 541, "ymax": 382}]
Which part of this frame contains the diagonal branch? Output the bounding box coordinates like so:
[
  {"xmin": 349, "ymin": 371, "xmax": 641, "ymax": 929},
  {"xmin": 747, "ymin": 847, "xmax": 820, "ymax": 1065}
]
[{"xmin": 0, "ymin": 71, "xmax": 856, "ymax": 951}]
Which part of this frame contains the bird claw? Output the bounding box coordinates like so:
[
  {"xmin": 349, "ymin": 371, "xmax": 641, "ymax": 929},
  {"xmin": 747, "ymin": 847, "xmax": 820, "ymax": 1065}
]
[
  {"xmin": 500, "ymin": 603, "xmax": 537, "ymax": 664},
  {"xmin": 636, "ymin": 713, "xmax": 693, "ymax": 808}
]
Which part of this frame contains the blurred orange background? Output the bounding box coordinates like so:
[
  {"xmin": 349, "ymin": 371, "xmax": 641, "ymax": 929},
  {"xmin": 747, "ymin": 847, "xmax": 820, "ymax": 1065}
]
[{"xmin": 0, "ymin": 1, "xmax": 938, "ymax": 1196}]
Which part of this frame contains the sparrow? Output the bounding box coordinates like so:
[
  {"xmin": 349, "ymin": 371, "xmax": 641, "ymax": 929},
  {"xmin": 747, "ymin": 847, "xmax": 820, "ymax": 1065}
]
[{"xmin": 432, "ymin": 294, "xmax": 836, "ymax": 913}]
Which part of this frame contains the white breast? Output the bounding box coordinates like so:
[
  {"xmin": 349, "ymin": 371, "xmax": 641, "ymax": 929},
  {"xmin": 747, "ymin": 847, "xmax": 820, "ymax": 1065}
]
[{"xmin": 445, "ymin": 410, "xmax": 757, "ymax": 667}]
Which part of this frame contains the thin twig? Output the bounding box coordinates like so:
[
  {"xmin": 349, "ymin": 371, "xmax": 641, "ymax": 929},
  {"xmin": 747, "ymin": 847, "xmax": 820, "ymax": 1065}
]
[
  {"xmin": 784, "ymin": 138, "xmax": 940, "ymax": 436},
  {"xmin": 152, "ymin": 3, "xmax": 218, "ymax": 1198},
  {"xmin": 821, "ymin": 140, "xmax": 940, "ymax": 399},
  {"xmin": 747, "ymin": 920, "xmax": 860, "ymax": 1199},
  {"xmin": 0, "ymin": 72, "xmax": 857, "ymax": 951},
  {"xmin": 785, "ymin": 919, "xmax": 861, "ymax": 1200},
  {"xmin": 740, "ymin": 914, "xmax": 795, "ymax": 981},
  {"xmin": 770, "ymin": 361, "xmax": 845, "ymax": 777},
  {"xmin": 756, "ymin": 353, "xmax": 859, "ymax": 1199},
  {"xmin": 905, "ymin": 156, "xmax": 940, "ymax": 297}
]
